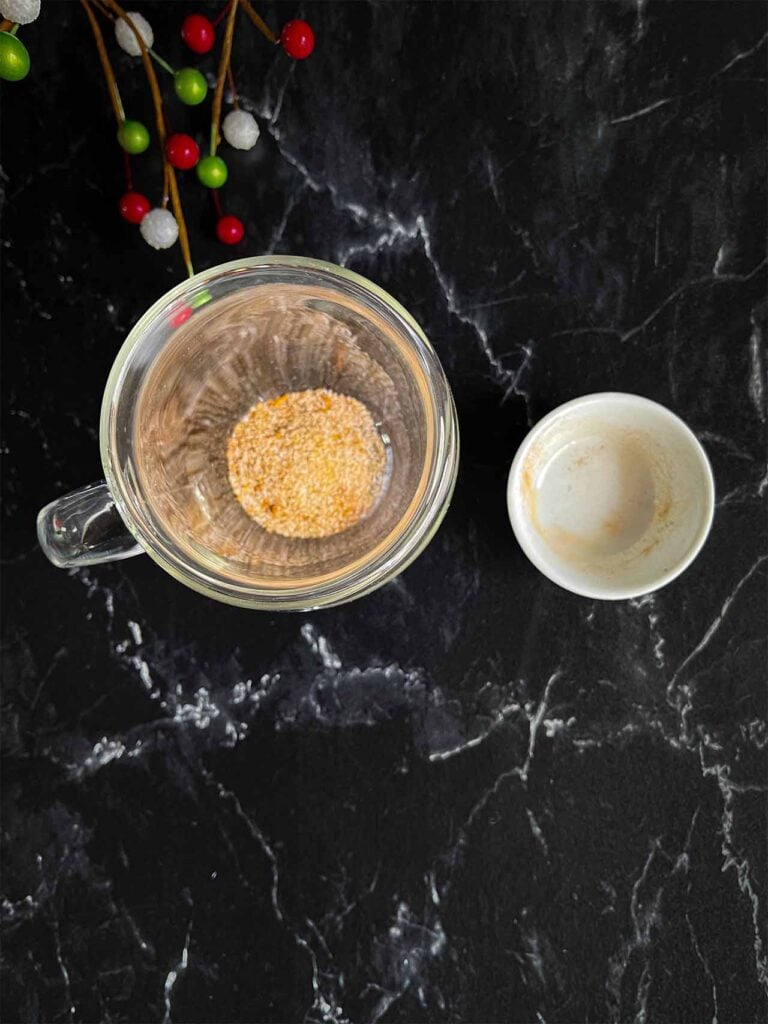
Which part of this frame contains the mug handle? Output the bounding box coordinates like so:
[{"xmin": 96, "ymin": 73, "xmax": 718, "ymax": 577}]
[{"xmin": 37, "ymin": 481, "xmax": 142, "ymax": 568}]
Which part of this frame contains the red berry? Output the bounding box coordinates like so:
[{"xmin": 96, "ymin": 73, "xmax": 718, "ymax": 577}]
[
  {"xmin": 118, "ymin": 191, "xmax": 151, "ymax": 224},
  {"xmin": 216, "ymin": 215, "xmax": 245, "ymax": 245},
  {"xmin": 165, "ymin": 133, "xmax": 200, "ymax": 170},
  {"xmin": 181, "ymin": 13, "xmax": 215, "ymax": 54},
  {"xmin": 280, "ymin": 19, "xmax": 315, "ymax": 60}
]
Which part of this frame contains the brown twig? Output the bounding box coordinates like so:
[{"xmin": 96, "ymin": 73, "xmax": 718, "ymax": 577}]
[
  {"xmin": 101, "ymin": 0, "xmax": 193, "ymax": 277},
  {"xmin": 89, "ymin": 0, "xmax": 114, "ymax": 21},
  {"xmin": 238, "ymin": 0, "xmax": 278, "ymax": 46},
  {"xmin": 80, "ymin": 0, "xmax": 124, "ymax": 123},
  {"xmin": 0, "ymin": 18, "xmax": 13, "ymax": 32},
  {"xmin": 226, "ymin": 64, "xmax": 240, "ymax": 110},
  {"xmin": 166, "ymin": 174, "xmax": 189, "ymax": 264},
  {"xmin": 211, "ymin": 0, "xmax": 239, "ymax": 154},
  {"xmin": 162, "ymin": 163, "xmax": 170, "ymax": 207}
]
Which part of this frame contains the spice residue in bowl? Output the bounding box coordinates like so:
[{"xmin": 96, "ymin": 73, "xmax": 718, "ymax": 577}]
[
  {"xmin": 519, "ymin": 422, "xmax": 677, "ymax": 575},
  {"xmin": 227, "ymin": 388, "xmax": 386, "ymax": 539}
]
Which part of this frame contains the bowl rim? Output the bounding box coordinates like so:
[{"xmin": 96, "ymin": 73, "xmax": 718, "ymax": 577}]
[
  {"xmin": 100, "ymin": 256, "xmax": 459, "ymax": 609},
  {"xmin": 506, "ymin": 392, "xmax": 715, "ymax": 600}
]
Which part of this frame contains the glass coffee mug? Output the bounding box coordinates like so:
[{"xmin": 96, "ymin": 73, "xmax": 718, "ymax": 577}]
[{"xmin": 37, "ymin": 257, "xmax": 459, "ymax": 609}]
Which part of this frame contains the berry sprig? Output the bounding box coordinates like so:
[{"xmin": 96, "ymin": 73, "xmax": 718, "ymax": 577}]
[
  {"xmin": 202, "ymin": 0, "xmax": 242, "ymax": 240},
  {"xmin": 213, "ymin": 189, "xmax": 245, "ymax": 244},
  {"xmin": 11, "ymin": 1, "xmax": 316, "ymax": 276},
  {"xmin": 236, "ymin": 0, "xmax": 314, "ymax": 59},
  {"xmin": 81, "ymin": 0, "xmax": 157, "ymax": 245},
  {"xmin": 100, "ymin": 0, "xmax": 193, "ymax": 272}
]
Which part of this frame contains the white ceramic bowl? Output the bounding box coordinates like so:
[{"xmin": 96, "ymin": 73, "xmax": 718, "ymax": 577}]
[{"xmin": 507, "ymin": 393, "xmax": 715, "ymax": 600}]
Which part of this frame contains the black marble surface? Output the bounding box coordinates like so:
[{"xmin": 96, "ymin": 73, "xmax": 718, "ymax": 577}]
[{"xmin": 2, "ymin": 2, "xmax": 768, "ymax": 1021}]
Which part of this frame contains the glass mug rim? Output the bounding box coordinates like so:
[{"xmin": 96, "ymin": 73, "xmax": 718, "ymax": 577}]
[{"xmin": 100, "ymin": 256, "xmax": 460, "ymax": 610}]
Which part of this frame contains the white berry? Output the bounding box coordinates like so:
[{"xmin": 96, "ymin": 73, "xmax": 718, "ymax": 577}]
[
  {"xmin": 0, "ymin": 0, "xmax": 40, "ymax": 24},
  {"xmin": 115, "ymin": 11, "xmax": 153, "ymax": 57},
  {"xmin": 140, "ymin": 209, "xmax": 178, "ymax": 250},
  {"xmin": 222, "ymin": 110, "xmax": 260, "ymax": 151}
]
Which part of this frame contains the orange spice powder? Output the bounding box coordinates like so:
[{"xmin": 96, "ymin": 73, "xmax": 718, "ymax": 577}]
[{"xmin": 227, "ymin": 388, "xmax": 386, "ymax": 539}]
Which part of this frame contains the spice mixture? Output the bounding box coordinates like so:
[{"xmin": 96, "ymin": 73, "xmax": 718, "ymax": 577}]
[{"xmin": 227, "ymin": 388, "xmax": 387, "ymax": 539}]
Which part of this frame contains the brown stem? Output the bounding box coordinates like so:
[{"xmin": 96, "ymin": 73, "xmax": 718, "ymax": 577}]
[
  {"xmin": 0, "ymin": 18, "xmax": 13, "ymax": 31},
  {"xmin": 89, "ymin": 0, "xmax": 114, "ymax": 20},
  {"xmin": 226, "ymin": 64, "xmax": 240, "ymax": 110},
  {"xmin": 166, "ymin": 174, "xmax": 188, "ymax": 260},
  {"xmin": 238, "ymin": 0, "xmax": 278, "ymax": 46},
  {"xmin": 211, "ymin": 0, "xmax": 239, "ymax": 154},
  {"xmin": 80, "ymin": 0, "xmax": 124, "ymax": 123},
  {"xmin": 162, "ymin": 163, "xmax": 170, "ymax": 208},
  {"xmin": 101, "ymin": 0, "xmax": 193, "ymax": 277}
]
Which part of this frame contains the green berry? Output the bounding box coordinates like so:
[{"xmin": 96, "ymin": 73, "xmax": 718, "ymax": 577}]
[
  {"xmin": 174, "ymin": 67, "xmax": 207, "ymax": 106},
  {"xmin": 118, "ymin": 119, "xmax": 150, "ymax": 155},
  {"xmin": 0, "ymin": 31, "xmax": 30, "ymax": 82},
  {"xmin": 196, "ymin": 155, "xmax": 228, "ymax": 189}
]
